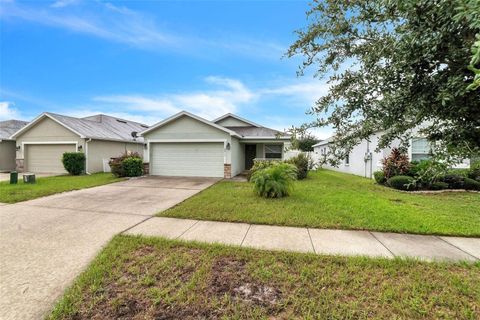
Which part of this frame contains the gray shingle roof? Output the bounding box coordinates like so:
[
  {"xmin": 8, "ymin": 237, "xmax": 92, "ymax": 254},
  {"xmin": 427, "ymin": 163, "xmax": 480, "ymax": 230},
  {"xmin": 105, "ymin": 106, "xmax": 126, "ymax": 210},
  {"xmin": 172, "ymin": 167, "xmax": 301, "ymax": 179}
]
[
  {"xmin": 225, "ymin": 126, "xmax": 289, "ymax": 138},
  {"xmin": 46, "ymin": 113, "xmax": 148, "ymax": 143},
  {"xmin": 0, "ymin": 120, "xmax": 29, "ymax": 140}
]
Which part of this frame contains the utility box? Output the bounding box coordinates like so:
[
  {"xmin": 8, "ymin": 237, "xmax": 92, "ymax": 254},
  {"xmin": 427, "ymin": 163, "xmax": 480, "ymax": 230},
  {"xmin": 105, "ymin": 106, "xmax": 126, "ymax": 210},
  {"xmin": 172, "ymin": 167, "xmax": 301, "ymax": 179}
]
[
  {"xmin": 23, "ymin": 173, "xmax": 36, "ymax": 184},
  {"xmin": 10, "ymin": 171, "xmax": 18, "ymax": 184}
]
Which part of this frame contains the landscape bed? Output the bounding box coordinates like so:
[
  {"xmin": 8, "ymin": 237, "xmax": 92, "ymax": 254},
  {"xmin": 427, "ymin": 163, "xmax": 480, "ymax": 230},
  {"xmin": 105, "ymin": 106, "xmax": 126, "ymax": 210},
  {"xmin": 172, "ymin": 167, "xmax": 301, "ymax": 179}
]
[
  {"xmin": 159, "ymin": 170, "xmax": 480, "ymax": 237},
  {"xmin": 0, "ymin": 173, "xmax": 123, "ymax": 203},
  {"xmin": 48, "ymin": 235, "xmax": 480, "ymax": 319}
]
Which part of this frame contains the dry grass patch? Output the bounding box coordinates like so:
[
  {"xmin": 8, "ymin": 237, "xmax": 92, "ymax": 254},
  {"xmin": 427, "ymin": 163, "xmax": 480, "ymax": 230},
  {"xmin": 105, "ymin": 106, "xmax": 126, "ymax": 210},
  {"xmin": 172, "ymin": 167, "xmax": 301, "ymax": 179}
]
[{"xmin": 48, "ymin": 235, "xmax": 480, "ymax": 320}]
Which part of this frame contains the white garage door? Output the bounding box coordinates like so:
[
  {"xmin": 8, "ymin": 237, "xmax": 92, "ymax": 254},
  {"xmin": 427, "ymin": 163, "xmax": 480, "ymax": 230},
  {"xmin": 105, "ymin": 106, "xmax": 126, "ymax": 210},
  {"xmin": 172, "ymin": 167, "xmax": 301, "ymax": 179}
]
[
  {"xmin": 150, "ymin": 142, "xmax": 224, "ymax": 177},
  {"xmin": 26, "ymin": 144, "xmax": 76, "ymax": 173}
]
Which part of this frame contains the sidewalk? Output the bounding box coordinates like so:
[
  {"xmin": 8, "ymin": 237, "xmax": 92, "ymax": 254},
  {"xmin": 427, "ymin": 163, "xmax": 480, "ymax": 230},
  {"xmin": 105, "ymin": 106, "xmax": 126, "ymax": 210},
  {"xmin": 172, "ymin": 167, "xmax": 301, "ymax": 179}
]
[{"xmin": 125, "ymin": 217, "xmax": 480, "ymax": 263}]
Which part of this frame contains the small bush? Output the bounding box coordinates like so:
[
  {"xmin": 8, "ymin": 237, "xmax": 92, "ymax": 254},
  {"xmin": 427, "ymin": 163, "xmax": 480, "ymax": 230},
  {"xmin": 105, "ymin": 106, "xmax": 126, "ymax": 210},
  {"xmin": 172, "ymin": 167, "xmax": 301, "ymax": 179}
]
[
  {"xmin": 464, "ymin": 178, "xmax": 480, "ymax": 191},
  {"xmin": 250, "ymin": 163, "xmax": 297, "ymax": 198},
  {"xmin": 467, "ymin": 160, "xmax": 480, "ymax": 181},
  {"xmin": 62, "ymin": 152, "xmax": 85, "ymax": 175},
  {"xmin": 248, "ymin": 160, "xmax": 279, "ymax": 181},
  {"xmin": 286, "ymin": 153, "xmax": 311, "ymax": 180},
  {"xmin": 439, "ymin": 174, "xmax": 465, "ymax": 189},
  {"xmin": 448, "ymin": 168, "xmax": 470, "ymax": 178},
  {"xmin": 430, "ymin": 181, "xmax": 449, "ymax": 190},
  {"xmin": 109, "ymin": 152, "xmax": 143, "ymax": 177},
  {"xmin": 122, "ymin": 157, "xmax": 143, "ymax": 177},
  {"xmin": 373, "ymin": 171, "xmax": 386, "ymax": 184},
  {"xmin": 387, "ymin": 175, "xmax": 416, "ymax": 191},
  {"xmin": 382, "ymin": 148, "xmax": 411, "ymax": 179},
  {"xmin": 410, "ymin": 159, "xmax": 448, "ymax": 188}
]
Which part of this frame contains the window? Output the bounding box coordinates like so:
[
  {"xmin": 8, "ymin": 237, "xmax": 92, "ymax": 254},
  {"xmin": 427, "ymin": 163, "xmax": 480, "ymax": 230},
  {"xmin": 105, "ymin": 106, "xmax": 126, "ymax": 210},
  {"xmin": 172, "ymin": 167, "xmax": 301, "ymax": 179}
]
[
  {"xmin": 265, "ymin": 145, "xmax": 282, "ymax": 159},
  {"xmin": 411, "ymin": 138, "xmax": 432, "ymax": 161},
  {"xmin": 345, "ymin": 153, "xmax": 350, "ymax": 165}
]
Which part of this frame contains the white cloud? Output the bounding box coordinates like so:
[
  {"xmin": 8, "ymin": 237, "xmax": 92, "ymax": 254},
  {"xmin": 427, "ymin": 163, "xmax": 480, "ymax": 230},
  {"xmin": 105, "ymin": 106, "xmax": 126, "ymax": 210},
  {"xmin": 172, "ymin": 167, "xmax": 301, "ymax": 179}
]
[
  {"xmin": 0, "ymin": 101, "xmax": 20, "ymax": 120},
  {"xmin": 91, "ymin": 76, "xmax": 257, "ymax": 121},
  {"xmin": 261, "ymin": 80, "xmax": 330, "ymax": 104},
  {"xmin": 0, "ymin": 1, "xmax": 178, "ymax": 49},
  {"xmin": 51, "ymin": 0, "xmax": 79, "ymax": 8},
  {"xmin": 0, "ymin": 1, "xmax": 285, "ymax": 59}
]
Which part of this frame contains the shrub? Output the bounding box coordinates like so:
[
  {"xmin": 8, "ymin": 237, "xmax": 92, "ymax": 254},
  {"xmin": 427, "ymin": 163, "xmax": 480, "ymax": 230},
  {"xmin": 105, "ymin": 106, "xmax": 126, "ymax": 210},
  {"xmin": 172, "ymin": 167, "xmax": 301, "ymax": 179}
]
[
  {"xmin": 248, "ymin": 160, "xmax": 279, "ymax": 181},
  {"xmin": 386, "ymin": 175, "xmax": 416, "ymax": 191},
  {"xmin": 448, "ymin": 168, "xmax": 470, "ymax": 178},
  {"xmin": 430, "ymin": 181, "xmax": 449, "ymax": 190},
  {"xmin": 381, "ymin": 148, "xmax": 411, "ymax": 179},
  {"xmin": 464, "ymin": 178, "xmax": 480, "ymax": 191},
  {"xmin": 250, "ymin": 163, "xmax": 297, "ymax": 198},
  {"xmin": 62, "ymin": 152, "xmax": 85, "ymax": 175},
  {"xmin": 439, "ymin": 174, "xmax": 465, "ymax": 189},
  {"xmin": 467, "ymin": 160, "xmax": 480, "ymax": 181},
  {"xmin": 286, "ymin": 153, "xmax": 311, "ymax": 180},
  {"xmin": 410, "ymin": 159, "xmax": 448, "ymax": 188},
  {"xmin": 122, "ymin": 157, "xmax": 143, "ymax": 177},
  {"xmin": 373, "ymin": 171, "xmax": 386, "ymax": 184},
  {"xmin": 109, "ymin": 152, "xmax": 143, "ymax": 177}
]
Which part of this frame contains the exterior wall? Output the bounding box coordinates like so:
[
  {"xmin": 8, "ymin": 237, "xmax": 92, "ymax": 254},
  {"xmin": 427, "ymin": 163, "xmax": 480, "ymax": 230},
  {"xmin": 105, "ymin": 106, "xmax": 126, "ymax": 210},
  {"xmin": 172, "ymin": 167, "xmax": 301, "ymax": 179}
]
[
  {"xmin": 314, "ymin": 129, "xmax": 469, "ymax": 179},
  {"xmin": 15, "ymin": 117, "xmax": 84, "ymax": 171},
  {"xmin": 0, "ymin": 140, "xmax": 16, "ymax": 171},
  {"xmin": 215, "ymin": 117, "xmax": 252, "ymax": 127},
  {"xmin": 230, "ymin": 137, "xmax": 245, "ymax": 176},
  {"xmin": 143, "ymin": 115, "xmax": 233, "ymax": 171},
  {"xmin": 87, "ymin": 140, "xmax": 143, "ymax": 173}
]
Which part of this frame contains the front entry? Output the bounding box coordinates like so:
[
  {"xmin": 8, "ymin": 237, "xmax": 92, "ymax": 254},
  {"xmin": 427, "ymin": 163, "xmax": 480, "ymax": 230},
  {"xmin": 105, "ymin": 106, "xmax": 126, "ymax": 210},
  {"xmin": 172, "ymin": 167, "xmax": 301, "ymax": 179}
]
[{"xmin": 245, "ymin": 144, "xmax": 256, "ymax": 169}]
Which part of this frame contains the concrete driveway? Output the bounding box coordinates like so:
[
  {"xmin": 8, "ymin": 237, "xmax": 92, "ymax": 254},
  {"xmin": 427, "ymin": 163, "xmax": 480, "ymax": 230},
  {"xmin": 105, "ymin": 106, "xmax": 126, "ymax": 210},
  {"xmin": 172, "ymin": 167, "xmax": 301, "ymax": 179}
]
[{"xmin": 0, "ymin": 176, "xmax": 219, "ymax": 320}]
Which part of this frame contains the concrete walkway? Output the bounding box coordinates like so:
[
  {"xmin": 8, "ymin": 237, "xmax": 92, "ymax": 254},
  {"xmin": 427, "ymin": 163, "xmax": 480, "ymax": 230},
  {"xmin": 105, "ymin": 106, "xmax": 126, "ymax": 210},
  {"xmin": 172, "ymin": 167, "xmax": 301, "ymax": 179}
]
[
  {"xmin": 126, "ymin": 217, "xmax": 480, "ymax": 262},
  {"xmin": 0, "ymin": 176, "xmax": 219, "ymax": 320}
]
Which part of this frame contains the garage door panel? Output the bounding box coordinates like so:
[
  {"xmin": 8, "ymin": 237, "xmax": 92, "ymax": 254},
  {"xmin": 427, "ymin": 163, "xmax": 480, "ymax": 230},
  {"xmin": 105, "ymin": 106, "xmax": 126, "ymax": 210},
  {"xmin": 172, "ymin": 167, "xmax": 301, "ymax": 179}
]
[
  {"xmin": 151, "ymin": 143, "xmax": 224, "ymax": 177},
  {"xmin": 26, "ymin": 144, "xmax": 76, "ymax": 173}
]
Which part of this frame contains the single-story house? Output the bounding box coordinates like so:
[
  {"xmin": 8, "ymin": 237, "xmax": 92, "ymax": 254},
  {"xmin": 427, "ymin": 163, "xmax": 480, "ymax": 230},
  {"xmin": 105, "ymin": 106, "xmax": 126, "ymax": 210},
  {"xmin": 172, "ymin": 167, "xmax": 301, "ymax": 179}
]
[
  {"xmin": 140, "ymin": 111, "xmax": 291, "ymax": 178},
  {"xmin": 10, "ymin": 112, "xmax": 147, "ymax": 174},
  {"xmin": 0, "ymin": 120, "xmax": 29, "ymax": 172},
  {"xmin": 313, "ymin": 129, "xmax": 470, "ymax": 179}
]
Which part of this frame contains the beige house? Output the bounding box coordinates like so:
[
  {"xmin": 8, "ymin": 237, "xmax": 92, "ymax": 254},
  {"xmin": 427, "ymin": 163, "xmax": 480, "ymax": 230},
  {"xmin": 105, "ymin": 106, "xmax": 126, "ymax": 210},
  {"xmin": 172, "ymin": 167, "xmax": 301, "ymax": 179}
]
[
  {"xmin": 0, "ymin": 120, "xmax": 29, "ymax": 172},
  {"xmin": 10, "ymin": 113, "xmax": 147, "ymax": 174},
  {"xmin": 140, "ymin": 111, "xmax": 291, "ymax": 178}
]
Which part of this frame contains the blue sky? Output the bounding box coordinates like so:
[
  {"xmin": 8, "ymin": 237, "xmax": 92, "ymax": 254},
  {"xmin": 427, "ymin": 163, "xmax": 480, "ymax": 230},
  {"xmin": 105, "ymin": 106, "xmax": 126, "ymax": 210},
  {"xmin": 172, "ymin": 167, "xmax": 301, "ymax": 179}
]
[{"xmin": 0, "ymin": 0, "xmax": 332, "ymax": 138}]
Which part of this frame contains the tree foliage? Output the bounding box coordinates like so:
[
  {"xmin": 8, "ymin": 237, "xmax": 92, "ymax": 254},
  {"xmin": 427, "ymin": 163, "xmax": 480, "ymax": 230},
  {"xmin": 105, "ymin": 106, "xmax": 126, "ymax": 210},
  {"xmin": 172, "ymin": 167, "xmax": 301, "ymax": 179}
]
[{"xmin": 287, "ymin": 0, "xmax": 480, "ymax": 164}]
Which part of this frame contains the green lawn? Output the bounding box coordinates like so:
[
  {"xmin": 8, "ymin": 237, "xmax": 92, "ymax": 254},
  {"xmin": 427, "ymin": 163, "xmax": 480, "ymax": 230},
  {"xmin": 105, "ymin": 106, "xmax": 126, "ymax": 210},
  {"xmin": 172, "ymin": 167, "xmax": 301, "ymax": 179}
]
[
  {"xmin": 160, "ymin": 169, "xmax": 480, "ymax": 237},
  {"xmin": 0, "ymin": 173, "xmax": 123, "ymax": 203},
  {"xmin": 48, "ymin": 235, "xmax": 480, "ymax": 320}
]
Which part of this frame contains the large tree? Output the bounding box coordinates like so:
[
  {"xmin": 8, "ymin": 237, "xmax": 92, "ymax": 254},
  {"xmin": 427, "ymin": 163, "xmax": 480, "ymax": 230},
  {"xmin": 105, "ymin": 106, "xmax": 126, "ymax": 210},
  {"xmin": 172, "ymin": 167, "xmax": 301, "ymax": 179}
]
[{"xmin": 287, "ymin": 0, "xmax": 480, "ymax": 164}]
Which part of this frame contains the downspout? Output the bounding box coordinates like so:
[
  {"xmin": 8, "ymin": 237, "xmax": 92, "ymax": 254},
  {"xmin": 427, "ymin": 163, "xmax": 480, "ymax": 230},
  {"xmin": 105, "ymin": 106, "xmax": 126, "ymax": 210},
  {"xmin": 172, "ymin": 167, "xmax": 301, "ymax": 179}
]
[{"xmin": 85, "ymin": 138, "xmax": 92, "ymax": 174}]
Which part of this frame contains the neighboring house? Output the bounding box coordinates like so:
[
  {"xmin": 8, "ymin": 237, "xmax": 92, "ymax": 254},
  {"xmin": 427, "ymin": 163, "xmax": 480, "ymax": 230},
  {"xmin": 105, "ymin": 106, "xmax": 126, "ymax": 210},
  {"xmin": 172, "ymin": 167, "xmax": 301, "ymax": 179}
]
[
  {"xmin": 10, "ymin": 113, "xmax": 147, "ymax": 174},
  {"xmin": 140, "ymin": 111, "xmax": 290, "ymax": 178},
  {"xmin": 0, "ymin": 120, "xmax": 29, "ymax": 172},
  {"xmin": 313, "ymin": 129, "xmax": 469, "ymax": 179}
]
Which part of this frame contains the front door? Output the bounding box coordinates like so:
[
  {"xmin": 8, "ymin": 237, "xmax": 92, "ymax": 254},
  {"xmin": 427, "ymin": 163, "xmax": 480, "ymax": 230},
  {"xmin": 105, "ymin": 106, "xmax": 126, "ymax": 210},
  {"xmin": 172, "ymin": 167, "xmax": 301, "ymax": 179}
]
[{"xmin": 245, "ymin": 144, "xmax": 257, "ymax": 169}]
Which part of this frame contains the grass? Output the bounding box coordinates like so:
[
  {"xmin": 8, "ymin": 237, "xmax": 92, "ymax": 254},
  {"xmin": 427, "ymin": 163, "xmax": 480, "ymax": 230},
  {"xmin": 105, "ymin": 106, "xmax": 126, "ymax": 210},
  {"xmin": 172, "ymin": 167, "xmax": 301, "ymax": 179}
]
[
  {"xmin": 0, "ymin": 173, "xmax": 123, "ymax": 203},
  {"xmin": 160, "ymin": 169, "xmax": 480, "ymax": 237},
  {"xmin": 48, "ymin": 235, "xmax": 480, "ymax": 320}
]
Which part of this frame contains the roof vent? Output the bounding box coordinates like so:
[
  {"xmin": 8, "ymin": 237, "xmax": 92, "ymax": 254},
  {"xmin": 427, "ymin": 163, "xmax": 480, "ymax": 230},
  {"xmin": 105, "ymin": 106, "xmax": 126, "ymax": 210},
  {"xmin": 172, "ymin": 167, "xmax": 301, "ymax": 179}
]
[
  {"xmin": 131, "ymin": 131, "xmax": 138, "ymax": 138},
  {"xmin": 140, "ymin": 124, "xmax": 148, "ymax": 128},
  {"xmin": 116, "ymin": 119, "xmax": 127, "ymax": 124}
]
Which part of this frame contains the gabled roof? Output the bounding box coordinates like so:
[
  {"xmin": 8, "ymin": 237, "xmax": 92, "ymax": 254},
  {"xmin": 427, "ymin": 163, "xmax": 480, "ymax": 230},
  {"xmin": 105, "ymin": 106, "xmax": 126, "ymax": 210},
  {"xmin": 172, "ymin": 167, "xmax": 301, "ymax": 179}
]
[
  {"xmin": 139, "ymin": 111, "xmax": 241, "ymax": 138},
  {"xmin": 312, "ymin": 137, "xmax": 331, "ymax": 147},
  {"xmin": 10, "ymin": 112, "xmax": 148, "ymax": 143},
  {"xmin": 0, "ymin": 120, "xmax": 29, "ymax": 140},
  {"xmin": 213, "ymin": 113, "xmax": 261, "ymax": 127}
]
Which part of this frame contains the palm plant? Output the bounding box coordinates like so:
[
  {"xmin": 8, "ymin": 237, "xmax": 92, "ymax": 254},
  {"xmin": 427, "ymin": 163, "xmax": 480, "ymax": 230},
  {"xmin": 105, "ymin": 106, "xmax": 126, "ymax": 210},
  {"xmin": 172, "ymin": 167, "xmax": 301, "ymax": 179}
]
[{"xmin": 250, "ymin": 163, "xmax": 297, "ymax": 198}]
